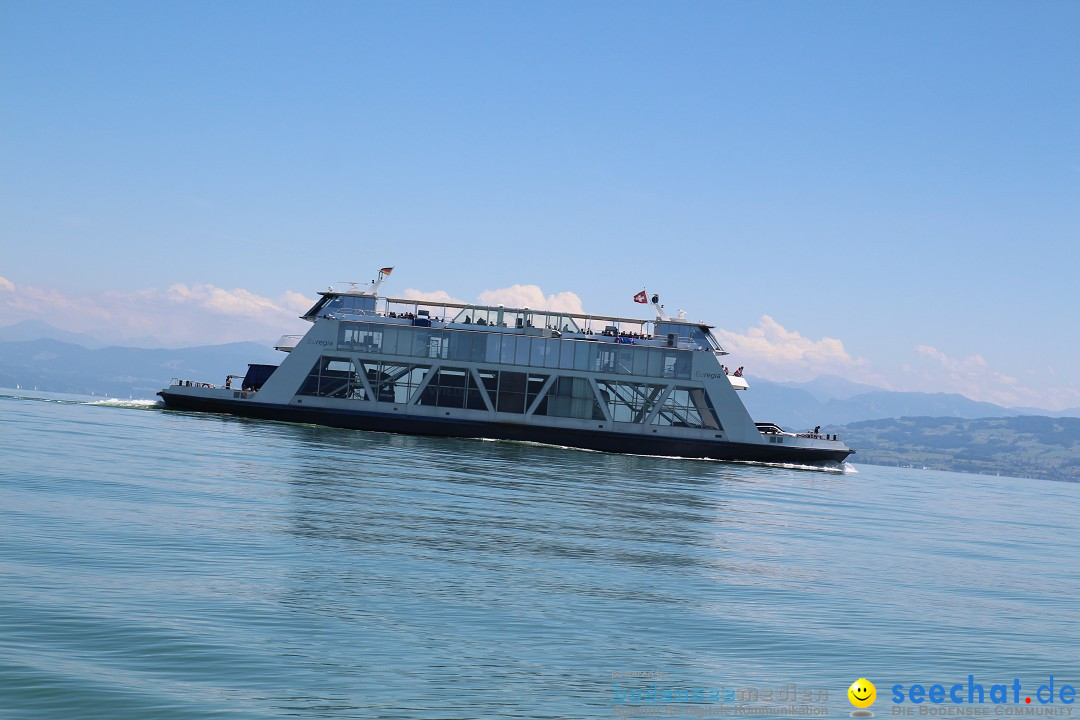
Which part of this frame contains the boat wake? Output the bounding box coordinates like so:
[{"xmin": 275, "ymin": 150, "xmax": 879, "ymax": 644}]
[
  {"xmin": 734, "ymin": 459, "xmax": 858, "ymax": 475},
  {"xmin": 0, "ymin": 390, "xmax": 163, "ymax": 410},
  {"xmin": 86, "ymin": 398, "xmax": 163, "ymax": 410}
]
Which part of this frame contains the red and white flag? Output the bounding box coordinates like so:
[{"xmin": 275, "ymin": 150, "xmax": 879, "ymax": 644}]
[{"xmin": 633, "ymin": 290, "xmax": 648, "ymax": 304}]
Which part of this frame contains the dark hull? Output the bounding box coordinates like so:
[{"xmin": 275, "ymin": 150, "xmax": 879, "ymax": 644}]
[{"xmin": 158, "ymin": 392, "xmax": 854, "ymax": 464}]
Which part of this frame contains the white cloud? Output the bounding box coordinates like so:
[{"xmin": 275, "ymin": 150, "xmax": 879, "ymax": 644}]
[
  {"xmin": 713, "ymin": 315, "xmax": 875, "ymax": 383},
  {"xmin": 282, "ymin": 291, "xmax": 314, "ymax": 314},
  {"xmin": 0, "ymin": 279, "xmax": 587, "ymax": 346},
  {"xmin": 166, "ymin": 283, "xmax": 287, "ymax": 321},
  {"xmin": 400, "ymin": 288, "xmax": 468, "ymax": 305},
  {"xmin": 476, "ymin": 284, "xmax": 585, "ymax": 314},
  {"xmin": 0, "ymin": 279, "xmax": 311, "ymax": 346},
  {"xmin": 903, "ymin": 344, "xmax": 1080, "ymax": 409},
  {"xmin": 713, "ymin": 319, "xmax": 1080, "ymax": 409},
  {"xmin": 401, "ymin": 284, "xmax": 586, "ymax": 315}
]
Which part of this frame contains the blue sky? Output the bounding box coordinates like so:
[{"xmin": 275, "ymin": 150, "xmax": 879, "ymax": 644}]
[{"xmin": 1, "ymin": 1, "xmax": 1078, "ymax": 408}]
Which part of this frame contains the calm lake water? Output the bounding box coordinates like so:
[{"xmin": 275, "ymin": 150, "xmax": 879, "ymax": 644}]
[{"xmin": 2, "ymin": 390, "xmax": 1077, "ymax": 719}]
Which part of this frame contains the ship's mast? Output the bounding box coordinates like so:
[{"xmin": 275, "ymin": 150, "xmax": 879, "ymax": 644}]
[
  {"xmin": 363, "ymin": 266, "xmax": 394, "ymax": 296},
  {"xmin": 650, "ymin": 293, "xmax": 670, "ymax": 321}
]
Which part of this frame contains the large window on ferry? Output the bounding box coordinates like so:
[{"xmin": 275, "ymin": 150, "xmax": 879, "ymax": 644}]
[
  {"xmin": 495, "ymin": 371, "xmax": 527, "ymax": 413},
  {"xmin": 415, "ymin": 367, "xmax": 487, "ymax": 411},
  {"xmin": 525, "ymin": 373, "xmax": 549, "ymax": 411},
  {"xmin": 658, "ymin": 351, "xmax": 691, "ymax": 379},
  {"xmin": 534, "ymin": 377, "xmax": 604, "ymax": 420},
  {"xmin": 384, "ymin": 326, "xmax": 415, "ymax": 356},
  {"xmin": 492, "ymin": 371, "xmax": 548, "ymax": 414},
  {"xmin": 574, "ymin": 342, "xmax": 593, "ymax": 372},
  {"xmin": 645, "ymin": 349, "xmax": 663, "ymax": 377},
  {"xmin": 319, "ymin": 296, "xmax": 344, "ymax": 316},
  {"xmin": 689, "ymin": 325, "xmax": 721, "ymax": 351},
  {"xmin": 298, "ymin": 356, "xmax": 367, "ymax": 400},
  {"xmin": 531, "ymin": 338, "xmax": 560, "ymax": 369},
  {"xmin": 558, "ymin": 340, "xmax": 575, "ymax": 369},
  {"xmin": 596, "ymin": 347, "xmax": 617, "ymax": 374},
  {"xmin": 596, "ymin": 380, "xmax": 666, "ymax": 424},
  {"xmin": 459, "ymin": 332, "xmax": 487, "ymax": 363},
  {"xmin": 361, "ymin": 362, "xmax": 430, "ymax": 404},
  {"xmin": 662, "ymin": 352, "xmax": 678, "ymax": 378},
  {"xmin": 339, "ymin": 323, "xmax": 383, "ymax": 353},
  {"xmin": 499, "ymin": 335, "xmax": 517, "ymax": 364},
  {"xmin": 529, "ymin": 338, "xmax": 546, "ymax": 367},
  {"xmin": 410, "ymin": 330, "xmax": 430, "ymax": 357},
  {"xmin": 485, "ymin": 334, "xmax": 502, "ymax": 364},
  {"xmin": 652, "ymin": 387, "xmax": 719, "ymax": 429},
  {"xmin": 380, "ymin": 326, "xmax": 400, "ymax": 355},
  {"xmin": 477, "ymin": 369, "xmax": 498, "ymax": 399},
  {"xmin": 406, "ymin": 329, "xmax": 446, "ymax": 359},
  {"xmin": 339, "ymin": 323, "xmax": 361, "ymax": 349},
  {"xmin": 514, "ymin": 336, "xmax": 531, "ymax": 366}
]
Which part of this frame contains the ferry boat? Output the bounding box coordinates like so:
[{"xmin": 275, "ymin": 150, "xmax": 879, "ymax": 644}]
[{"xmin": 158, "ymin": 269, "xmax": 853, "ymax": 464}]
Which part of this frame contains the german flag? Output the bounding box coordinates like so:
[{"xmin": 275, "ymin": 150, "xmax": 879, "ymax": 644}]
[{"xmin": 379, "ymin": 267, "xmax": 394, "ymax": 277}]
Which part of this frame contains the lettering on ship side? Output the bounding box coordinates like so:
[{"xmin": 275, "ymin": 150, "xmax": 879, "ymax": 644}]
[
  {"xmin": 695, "ymin": 371, "xmax": 725, "ymax": 379},
  {"xmin": 307, "ymin": 339, "xmax": 334, "ymax": 347}
]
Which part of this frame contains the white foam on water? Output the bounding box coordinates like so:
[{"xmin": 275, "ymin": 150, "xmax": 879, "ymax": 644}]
[
  {"xmin": 1, "ymin": 390, "xmax": 163, "ymax": 409},
  {"xmin": 86, "ymin": 398, "xmax": 163, "ymax": 410}
]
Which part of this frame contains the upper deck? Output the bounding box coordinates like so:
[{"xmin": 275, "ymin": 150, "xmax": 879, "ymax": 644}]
[{"xmin": 300, "ymin": 289, "xmax": 728, "ymax": 355}]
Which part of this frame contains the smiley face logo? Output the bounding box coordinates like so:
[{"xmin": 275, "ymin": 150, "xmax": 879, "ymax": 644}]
[{"xmin": 848, "ymin": 678, "xmax": 876, "ymax": 708}]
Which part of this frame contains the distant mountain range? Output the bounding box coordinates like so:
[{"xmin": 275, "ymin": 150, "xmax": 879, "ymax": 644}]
[
  {"xmin": 740, "ymin": 374, "xmax": 1080, "ymax": 429},
  {"xmin": 0, "ymin": 337, "xmax": 282, "ymax": 398},
  {"xmin": 0, "ymin": 319, "xmax": 164, "ymax": 349},
  {"xmin": 0, "ymin": 319, "xmax": 111, "ymax": 349}
]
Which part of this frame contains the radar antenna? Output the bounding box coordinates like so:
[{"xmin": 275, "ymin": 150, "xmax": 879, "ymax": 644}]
[{"xmin": 650, "ymin": 293, "xmax": 670, "ymax": 321}]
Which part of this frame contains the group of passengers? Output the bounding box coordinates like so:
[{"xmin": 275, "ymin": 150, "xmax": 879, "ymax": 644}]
[
  {"xmin": 721, "ymin": 365, "xmax": 745, "ymax": 377},
  {"xmin": 599, "ymin": 329, "xmax": 652, "ymax": 340},
  {"xmin": 385, "ymin": 311, "xmax": 654, "ymax": 344}
]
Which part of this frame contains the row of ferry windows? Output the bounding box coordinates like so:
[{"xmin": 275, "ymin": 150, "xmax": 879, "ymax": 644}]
[
  {"xmin": 298, "ymin": 358, "xmax": 719, "ymax": 429},
  {"xmin": 338, "ymin": 323, "xmax": 693, "ymax": 379}
]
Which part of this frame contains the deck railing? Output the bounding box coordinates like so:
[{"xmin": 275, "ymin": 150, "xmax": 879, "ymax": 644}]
[{"xmin": 170, "ymin": 378, "xmax": 217, "ymax": 388}]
